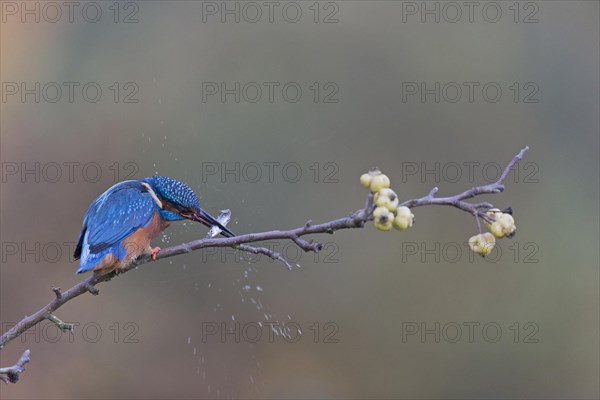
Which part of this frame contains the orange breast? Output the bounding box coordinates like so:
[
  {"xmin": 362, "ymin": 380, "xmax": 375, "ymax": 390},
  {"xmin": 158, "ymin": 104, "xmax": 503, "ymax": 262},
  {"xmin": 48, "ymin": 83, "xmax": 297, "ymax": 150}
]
[
  {"xmin": 93, "ymin": 212, "xmax": 170, "ymax": 274},
  {"xmin": 122, "ymin": 212, "xmax": 170, "ymax": 257}
]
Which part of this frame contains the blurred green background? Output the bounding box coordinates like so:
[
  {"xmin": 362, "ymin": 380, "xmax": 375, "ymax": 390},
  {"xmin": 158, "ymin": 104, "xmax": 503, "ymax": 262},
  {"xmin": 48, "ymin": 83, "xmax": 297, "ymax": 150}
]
[{"xmin": 1, "ymin": 1, "xmax": 598, "ymax": 399}]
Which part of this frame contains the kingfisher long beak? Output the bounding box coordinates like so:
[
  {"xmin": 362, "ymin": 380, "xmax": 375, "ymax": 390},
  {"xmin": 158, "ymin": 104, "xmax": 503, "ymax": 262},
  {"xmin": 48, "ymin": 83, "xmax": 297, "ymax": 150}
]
[{"xmin": 185, "ymin": 208, "xmax": 235, "ymax": 238}]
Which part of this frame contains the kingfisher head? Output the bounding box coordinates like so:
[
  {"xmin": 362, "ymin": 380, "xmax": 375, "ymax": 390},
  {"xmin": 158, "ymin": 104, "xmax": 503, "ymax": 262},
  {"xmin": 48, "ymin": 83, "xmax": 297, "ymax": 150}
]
[{"xmin": 142, "ymin": 176, "xmax": 235, "ymax": 238}]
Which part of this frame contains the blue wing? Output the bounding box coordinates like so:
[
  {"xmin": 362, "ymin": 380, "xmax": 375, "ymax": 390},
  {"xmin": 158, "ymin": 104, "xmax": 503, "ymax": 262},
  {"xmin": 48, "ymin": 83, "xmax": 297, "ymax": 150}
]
[{"xmin": 74, "ymin": 180, "xmax": 159, "ymax": 273}]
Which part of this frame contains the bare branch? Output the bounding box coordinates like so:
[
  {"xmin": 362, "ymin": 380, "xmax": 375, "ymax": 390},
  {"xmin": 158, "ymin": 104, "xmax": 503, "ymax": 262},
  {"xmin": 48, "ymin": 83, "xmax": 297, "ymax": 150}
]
[
  {"xmin": 400, "ymin": 146, "xmax": 529, "ymax": 220},
  {"xmin": 0, "ymin": 147, "xmax": 529, "ymax": 383},
  {"xmin": 0, "ymin": 350, "xmax": 30, "ymax": 384}
]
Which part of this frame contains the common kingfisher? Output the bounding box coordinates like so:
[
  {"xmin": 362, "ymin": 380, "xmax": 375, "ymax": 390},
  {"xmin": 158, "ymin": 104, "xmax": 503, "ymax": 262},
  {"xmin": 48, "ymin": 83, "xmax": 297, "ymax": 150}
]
[{"xmin": 74, "ymin": 176, "xmax": 234, "ymax": 274}]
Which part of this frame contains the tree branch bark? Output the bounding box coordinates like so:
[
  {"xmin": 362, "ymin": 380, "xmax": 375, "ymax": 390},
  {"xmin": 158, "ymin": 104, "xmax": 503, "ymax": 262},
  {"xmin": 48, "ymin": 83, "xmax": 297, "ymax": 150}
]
[
  {"xmin": 0, "ymin": 146, "xmax": 529, "ymax": 383},
  {"xmin": 0, "ymin": 350, "xmax": 30, "ymax": 383}
]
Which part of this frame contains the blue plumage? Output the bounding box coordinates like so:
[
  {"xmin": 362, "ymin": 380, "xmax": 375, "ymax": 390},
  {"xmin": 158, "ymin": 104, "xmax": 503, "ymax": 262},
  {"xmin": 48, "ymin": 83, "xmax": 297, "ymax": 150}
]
[
  {"xmin": 74, "ymin": 176, "xmax": 234, "ymax": 274},
  {"xmin": 146, "ymin": 176, "xmax": 201, "ymax": 214}
]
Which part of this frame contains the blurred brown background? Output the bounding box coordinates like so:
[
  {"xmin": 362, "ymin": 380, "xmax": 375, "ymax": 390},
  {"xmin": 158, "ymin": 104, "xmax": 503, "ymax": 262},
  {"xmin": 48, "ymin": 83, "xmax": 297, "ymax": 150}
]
[{"xmin": 1, "ymin": 1, "xmax": 598, "ymax": 399}]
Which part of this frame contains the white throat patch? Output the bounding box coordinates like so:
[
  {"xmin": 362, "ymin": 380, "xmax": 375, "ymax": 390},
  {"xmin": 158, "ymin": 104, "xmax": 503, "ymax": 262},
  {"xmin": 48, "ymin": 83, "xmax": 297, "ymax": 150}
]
[{"xmin": 141, "ymin": 182, "xmax": 163, "ymax": 209}]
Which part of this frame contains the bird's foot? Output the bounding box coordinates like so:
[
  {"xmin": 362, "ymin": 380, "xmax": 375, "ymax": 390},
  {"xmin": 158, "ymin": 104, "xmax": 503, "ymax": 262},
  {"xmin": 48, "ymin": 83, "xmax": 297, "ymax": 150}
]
[{"xmin": 150, "ymin": 247, "xmax": 161, "ymax": 261}]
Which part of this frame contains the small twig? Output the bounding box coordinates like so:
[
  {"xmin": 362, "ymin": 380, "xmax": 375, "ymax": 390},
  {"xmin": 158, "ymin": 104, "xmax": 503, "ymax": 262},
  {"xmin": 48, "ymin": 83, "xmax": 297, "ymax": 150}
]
[
  {"xmin": 52, "ymin": 287, "xmax": 62, "ymax": 299},
  {"xmin": 84, "ymin": 284, "xmax": 99, "ymax": 295},
  {"xmin": 474, "ymin": 212, "xmax": 483, "ymax": 234},
  {"xmin": 291, "ymin": 236, "xmax": 322, "ymax": 253},
  {"xmin": 0, "ymin": 350, "xmax": 30, "ymax": 384},
  {"xmin": 237, "ymin": 244, "xmax": 294, "ymax": 270},
  {"xmin": 46, "ymin": 313, "xmax": 74, "ymax": 334}
]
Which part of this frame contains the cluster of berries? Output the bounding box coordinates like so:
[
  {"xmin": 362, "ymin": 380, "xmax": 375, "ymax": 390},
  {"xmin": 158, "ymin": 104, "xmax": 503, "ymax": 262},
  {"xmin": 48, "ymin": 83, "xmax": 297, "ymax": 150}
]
[
  {"xmin": 360, "ymin": 169, "xmax": 415, "ymax": 232},
  {"xmin": 360, "ymin": 169, "xmax": 517, "ymax": 258},
  {"xmin": 468, "ymin": 208, "xmax": 517, "ymax": 257}
]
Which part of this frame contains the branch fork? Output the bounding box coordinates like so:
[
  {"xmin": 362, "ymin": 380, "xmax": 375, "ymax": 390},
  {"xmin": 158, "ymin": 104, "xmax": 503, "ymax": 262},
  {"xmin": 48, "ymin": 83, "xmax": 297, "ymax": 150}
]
[{"xmin": 0, "ymin": 350, "xmax": 30, "ymax": 384}]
